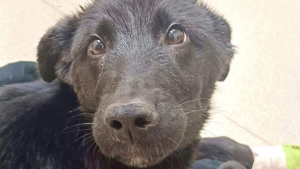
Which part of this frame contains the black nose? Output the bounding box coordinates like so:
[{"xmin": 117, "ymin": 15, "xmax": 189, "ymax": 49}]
[{"xmin": 105, "ymin": 102, "xmax": 158, "ymax": 143}]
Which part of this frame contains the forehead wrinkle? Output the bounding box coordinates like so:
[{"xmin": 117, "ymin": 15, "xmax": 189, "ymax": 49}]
[
  {"xmin": 82, "ymin": 0, "xmax": 184, "ymax": 44},
  {"xmin": 97, "ymin": 0, "xmax": 161, "ymax": 36}
]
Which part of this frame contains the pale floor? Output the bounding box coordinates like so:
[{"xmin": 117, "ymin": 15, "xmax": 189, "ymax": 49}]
[{"xmin": 0, "ymin": 0, "xmax": 299, "ymax": 146}]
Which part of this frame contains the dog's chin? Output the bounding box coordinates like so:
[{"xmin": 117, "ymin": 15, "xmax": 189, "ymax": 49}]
[
  {"xmin": 114, "ymin": 152, "xmax": 166, "ymax": 168},
  {"xmin": 98, "ymin": 141, "xmax": 179, "ymax": 168}
]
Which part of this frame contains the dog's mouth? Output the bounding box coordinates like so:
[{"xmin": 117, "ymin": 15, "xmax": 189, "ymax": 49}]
[
  {"xmin": 91, "ymin": 97, "xmax": 202, "ymax": 167},
  {"xmin": 93, "ymin": 116, "xmax": 187, "ymax": 167},
  {"xmin": 113, "ymin": 147, "xmax": 166, "ymax": 168},
  {"xmin": 94, "ymin": 130, "xmax": 185, "ymax": 167}
]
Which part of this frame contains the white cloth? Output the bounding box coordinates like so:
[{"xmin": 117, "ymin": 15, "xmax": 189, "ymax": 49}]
[{"xmin": 251, "ymin": 146, "xmax": 287, "ymax": 169}]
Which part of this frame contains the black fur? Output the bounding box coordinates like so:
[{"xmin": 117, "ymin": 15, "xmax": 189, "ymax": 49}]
[{"xmin": 0, "ymin": 0, "xmax": 235, "ymax": 169}]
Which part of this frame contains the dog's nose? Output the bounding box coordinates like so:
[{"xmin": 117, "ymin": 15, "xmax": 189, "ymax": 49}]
[{"xmin": 105, "ymin": 102, "xmax": 158, "ymax": 143}]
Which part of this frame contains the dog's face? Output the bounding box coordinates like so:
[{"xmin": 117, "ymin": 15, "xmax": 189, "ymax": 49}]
[{"xmin": 37, "ymin": 0, "xmax": 234, "ymax": 167}]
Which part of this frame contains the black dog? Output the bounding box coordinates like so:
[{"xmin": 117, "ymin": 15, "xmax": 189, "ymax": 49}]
[
  {"xmin": 0, "ymin": 62, "xmax": 254, "ymax": 169},
  {"xmin": 0, "ymin": 0, "xmax": 248, "ymax": 168}
]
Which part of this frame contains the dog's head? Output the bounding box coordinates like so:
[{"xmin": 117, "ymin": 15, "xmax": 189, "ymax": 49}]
[{"xmin": 37, "ymin": 0, "xmax": 234, "ymax": 167}]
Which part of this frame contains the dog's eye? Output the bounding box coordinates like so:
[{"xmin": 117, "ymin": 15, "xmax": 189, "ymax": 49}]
[
  {"xmin": 165, "ymin": 26, "xmax": 186, "ymax": 45},
  {"xmin": 88, "ymin": 38, "xmax": 106, "ymax": 55}
]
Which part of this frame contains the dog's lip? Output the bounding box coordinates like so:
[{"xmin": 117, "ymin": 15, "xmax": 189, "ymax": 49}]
[
  {"xmin": 112, "ymin": 146, "xmax": 161, "ymax": 160},
  {"xmin": 130, "ymin": 151, "xmax": 142, "ymax": 156},
  {"xmin": 116, "ymin": 153, "xmax": 161, "ymax": 168},
  {"xmin": 125, "ymin": 149, "xmax": 143, "ymax": 157},
  {"xmin": 115, "ymin": 150, "xmax": 164, "ymax": 165},
  {"xmin": 115, "ymin": 148, "xmax": 152, "ymax": 158}
]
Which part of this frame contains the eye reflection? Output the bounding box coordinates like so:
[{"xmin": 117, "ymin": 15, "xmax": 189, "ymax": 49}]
[
  {"xmin": 165, "ymin": 27, "xmax": 185, "ymax": 45},
  {"xmin": 88, "ymin": 38, "xmax": 106, "ymax": 55}
]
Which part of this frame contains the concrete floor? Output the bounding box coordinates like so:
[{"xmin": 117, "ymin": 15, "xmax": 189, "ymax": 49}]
[{"xmin": 0, "ymin": 0, "xmax": 299, "ymax": 146}]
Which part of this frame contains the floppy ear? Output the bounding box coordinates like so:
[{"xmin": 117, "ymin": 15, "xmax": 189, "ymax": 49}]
[
  {"xmin": 210, "ymin": 12, "xmax": 235, "ymax": 81},
  {"xmin": 37, "ymin": 15, "xmax": 80, "ymax": 83}
]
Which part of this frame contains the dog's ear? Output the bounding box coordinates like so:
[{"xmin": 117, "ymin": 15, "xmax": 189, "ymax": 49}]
[
  {"xmin": 210, "ymin": 11, "xmax": 235, "ymax": 82},
  {"xmin": 37, "ymin": 15, "xmax": 80, "ymax": 83}
]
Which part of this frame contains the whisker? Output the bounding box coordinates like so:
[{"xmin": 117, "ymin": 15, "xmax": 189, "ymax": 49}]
[
  {"xmin": 86, "ymin": 142, "xmax": 97, "ymax": 158},
  {"xmin": 170, "ymin": 108, "xmax": 192, "ymax": 112},
  {"xmin": 75, "ymin": 133, "xmax": 93, "ymax": 142},
  {"xmin": 202, "ymin": 129, "xmax": 216, "ymax": 137},
  {"xmin": 154, "ymin": 143, "xmax": 160, "ymax": 155},
  {"xmin": 47, "ymin": 123, "xmax": 94, "ymax": 145},
  {"xmin": 171, "ymin": 98, "xmax": 200, "ymax": 110},
  {"xmin": 210, "ymin": 107, "xmax": 233, "ymax": 116},
  {"xmin": 177, "ymin": 109, "xmax": 207, "ymax": 116},
  {"xmin": 158, "ymin": 141, "xmax": 172, "ymax": 169},
  {"xmin": 68, "ymin": 113, "xmax": 94, "ymax": 119},
  {"xmin": 168, "ymin": 137, "xmax": 184, "ymax": 161},
  {"xmin": 80, "ymin": 136, "xmax": 95, "ymax": 148},
  {"xmin": 62, "ymin": 128, "xmax": 91, "ymax": 134},
  {"xmin": 176, "ymin": 95, "xmax": 192, "ymax": 105},
  {"xmin": 206, "ymin": 120, "xmax": 224, "ymax": 124}
]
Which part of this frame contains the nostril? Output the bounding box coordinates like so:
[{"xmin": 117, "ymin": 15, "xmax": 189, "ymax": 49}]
[
  {"xmin": 110, "ymin": 120, "xmax": 123, "ymax": 130},
  {"xmin": 134, "ymin": 117, "xmax": 151, "ymax": 128}
]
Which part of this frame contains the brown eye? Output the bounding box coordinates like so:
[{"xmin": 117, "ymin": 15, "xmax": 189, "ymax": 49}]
[
  {"xmin": 165, "ymin": 27, "xmax": 186, "ymax": 45},
  {"xmin": 88, "ymin": 38, "xmax": 106, "ymax": 55}
]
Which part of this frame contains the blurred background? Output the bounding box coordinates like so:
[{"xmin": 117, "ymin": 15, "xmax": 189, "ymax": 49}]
[{"xmin": 0, "ymin": 0, "xmax": 299, "ymax": 146}]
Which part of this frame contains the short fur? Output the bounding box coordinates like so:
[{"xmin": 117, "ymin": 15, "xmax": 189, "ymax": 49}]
[{"xmin": 0, "ymin": 0, "xmax": 234, "ymax": 169}]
